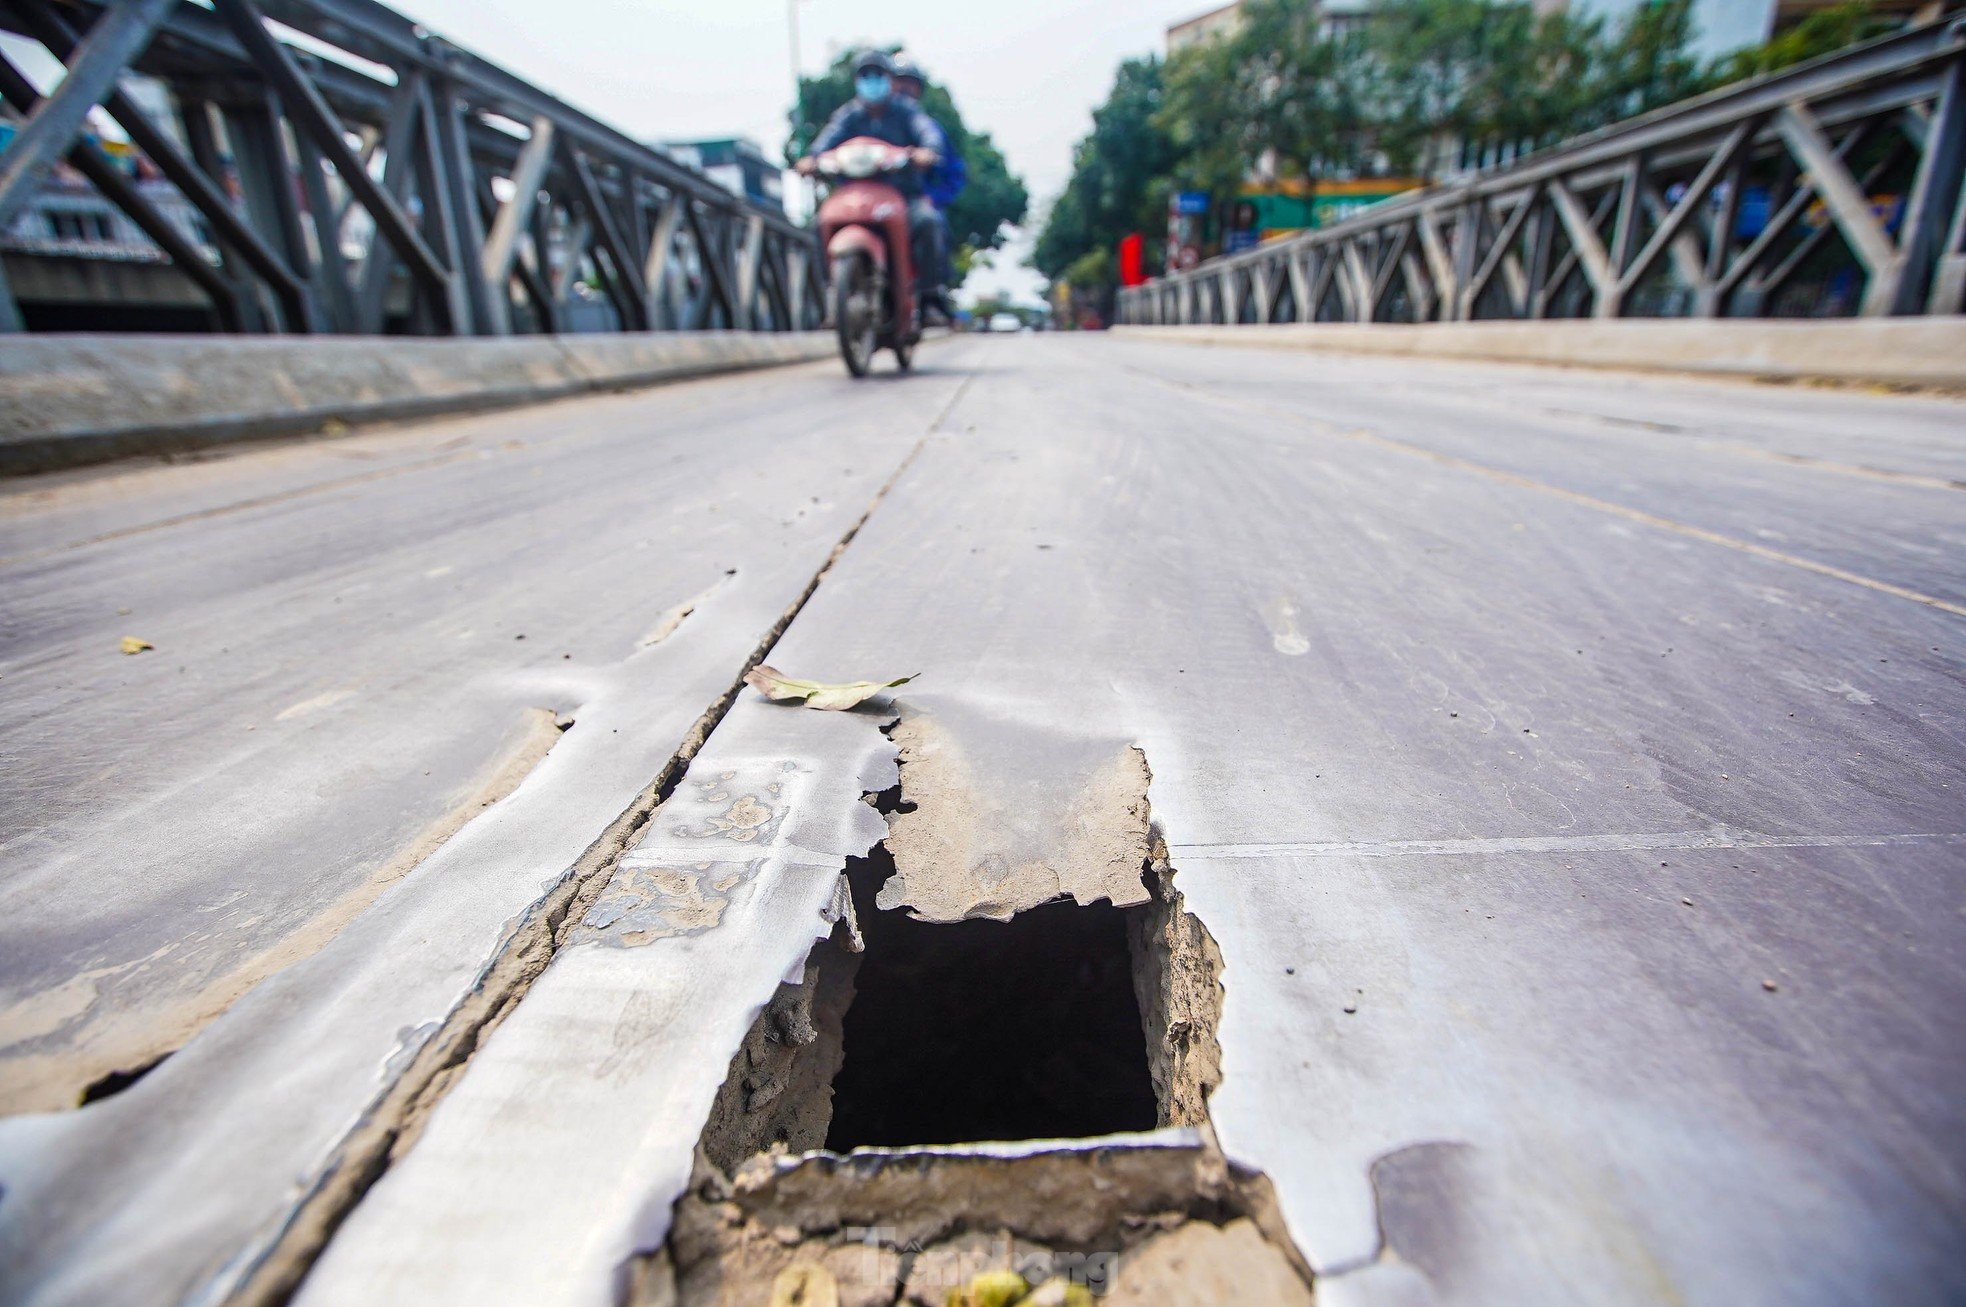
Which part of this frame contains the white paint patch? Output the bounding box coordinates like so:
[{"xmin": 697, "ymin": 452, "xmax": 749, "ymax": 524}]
[
  {"xmin": 424, "ymin": 566, "xmax": 454, "ymax": 579},
  {"xmin": 274, "ymin": 690, "xmax": 353, "ymax": 722},
  {"xmin": 1263, "ymin": 597, "xmax": 1311, "ymax": 656}
]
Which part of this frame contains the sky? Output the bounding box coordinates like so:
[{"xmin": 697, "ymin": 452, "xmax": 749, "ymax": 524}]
[{"xmin": 383, "ymin": 0, "xmax": 1218, "ymax": 306}]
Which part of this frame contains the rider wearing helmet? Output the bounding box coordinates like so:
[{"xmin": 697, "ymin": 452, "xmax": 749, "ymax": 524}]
[
  {"xmin": 798, "ymin": 50, "xmax": 946, "ymax": 309},
  {"xmin": 893, "ymin": 56, "xmax": 964, "ymax": 315}
]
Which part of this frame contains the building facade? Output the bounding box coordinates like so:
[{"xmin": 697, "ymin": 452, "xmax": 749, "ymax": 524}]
[{"xmin": 656, "ymin": 138, "xmax": 785, "ymax": 214}]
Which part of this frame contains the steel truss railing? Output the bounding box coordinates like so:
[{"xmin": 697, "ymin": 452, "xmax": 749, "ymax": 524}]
[
  {"xmin": 0, "ymin": 0, "xmax": 823, "ymax": 334},
  {"xmin": 1118, "ymin": 19, "xmax": 1966, "ymax": 327}
]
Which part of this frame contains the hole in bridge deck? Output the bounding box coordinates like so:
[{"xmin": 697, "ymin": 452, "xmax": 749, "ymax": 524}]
[
  {"xmin": 822, "ymin": 849, "xmax": 1160, "ymax": 1150},
  {"xmin": 79, "ymin": 1052, "xmax": 170, "ymax": 1105},
  {"xmin": 656, "ymin": 844, "xmax": 1264, "ymax": 1306}
]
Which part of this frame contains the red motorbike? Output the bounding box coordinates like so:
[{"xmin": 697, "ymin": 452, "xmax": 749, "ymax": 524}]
[{"xmin": 811, "ymin": 137, "xmax": 923, "ymax": 377}]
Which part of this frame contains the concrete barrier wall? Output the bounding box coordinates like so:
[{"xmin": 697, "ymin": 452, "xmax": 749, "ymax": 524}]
[
  {"xmin": 1112, "ymin": 318, "xmax": 1966, "ymax": 389},
  {"xmin": 0, "ymin": 331, "xmax": 835, "ymax": 476}
]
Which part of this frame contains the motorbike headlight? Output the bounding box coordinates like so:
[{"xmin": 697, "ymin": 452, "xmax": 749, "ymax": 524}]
[{"xmin": 833, "ymin": 141, "xmax": 887, "ymax": 179}]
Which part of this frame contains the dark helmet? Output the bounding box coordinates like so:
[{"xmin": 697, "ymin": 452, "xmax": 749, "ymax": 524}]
[
  {"xmin": 852, "ymin": 49, "xmax": 895, "ymax": 78},
  {"xmin": 892, "ymin": 57, "xmax": 926, "ymax": 87}
]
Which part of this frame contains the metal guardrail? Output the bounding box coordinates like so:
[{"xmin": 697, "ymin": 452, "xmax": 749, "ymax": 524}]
[
  {"xmin": 1118, "ymin": 19, "xmax": 1966, "ymax": 326},
  {"xmin": 0, "ymin": 0, "xmax": 823, "ymax": 334}
]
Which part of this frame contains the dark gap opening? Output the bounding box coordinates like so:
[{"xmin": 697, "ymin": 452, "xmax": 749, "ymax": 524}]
[
  {"xmin": 824, "ymin": 851, "xmax": 1160, "ymax": 1150},
  {"xmin": 79, "ymin": 1052, "xmax": 169, "ymax": 1105}
]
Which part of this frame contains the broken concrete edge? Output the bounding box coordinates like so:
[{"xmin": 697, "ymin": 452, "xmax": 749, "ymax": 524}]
[
  {"xmin": 656, "ymin": 1127, "xmax": 1318, "ymax": 1305},
  {"xmin": 1111, "ymin": 317, "xmax": 1966, "ymax": 390},
  {"xmin": 228, "ymin": 423, "xmax": 940, "ymax": 1307},
  {"xmin": 0, "ymin": 331, "xmax": 836, "ymax": 477},
  {"xmin": 220, "ymin": 674, "xmax": 723, "ymax": 1307},
  {"xmin": 4, "ymin": 708, "xmax": 575, "ymax": 1118},
  {"xmin": 739, "ymin": 1129, "xmax": 1211, "ymax": 1172}
]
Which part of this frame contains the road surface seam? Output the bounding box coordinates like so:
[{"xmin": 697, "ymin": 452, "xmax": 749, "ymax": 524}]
[
  {"xmin": 237, "ymin": 371, "xmax": 974, "ymax": 1307},
  {"xmin": 1132, "ymin": 367, "xmax": 1966, "ymax": 620}
]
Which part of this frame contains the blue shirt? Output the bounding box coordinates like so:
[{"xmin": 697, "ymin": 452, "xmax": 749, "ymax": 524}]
[
  {"xmin": 927, "ymin": 147, "xmax": 966, "ymax": 211},
  {"xmin": 909, "ymin": 114, "xmax": 966, "ymax": 211}
]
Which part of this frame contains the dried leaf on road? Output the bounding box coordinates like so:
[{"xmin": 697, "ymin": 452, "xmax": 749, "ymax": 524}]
[
  {"xmin": 119, "ymin": 636, "xmax": 154, "ymax": 655},
  {"xmin": 744, "ymin": 664, "xmax": 914, "ymax": 710}
]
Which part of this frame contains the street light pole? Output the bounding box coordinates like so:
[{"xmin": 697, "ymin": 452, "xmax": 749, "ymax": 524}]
[
  {"xmin": 787, "ymin": 0, "xmax": 803, "ymax": 110},
  {"xmin": 786, "ymin": 0, "xmax": 815, "ymax": 222}
]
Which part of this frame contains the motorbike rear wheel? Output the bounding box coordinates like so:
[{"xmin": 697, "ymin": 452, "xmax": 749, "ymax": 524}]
[{"xmin": 832, "ymin": 254, "xmax": 877, "ymax": 378}]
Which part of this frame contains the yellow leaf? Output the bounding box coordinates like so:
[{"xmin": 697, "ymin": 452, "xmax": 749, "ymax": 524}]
[
  {"xmin": 119, "ymin": 636, "xmax": 154, "ymax": 655},
  {"xmin": 949, "ymin": 1270, "xmax": 1029, "ymax": 1307},
  {"xmin": 744, "ymin": 664, "xmax": 915, "ymax": 711}
]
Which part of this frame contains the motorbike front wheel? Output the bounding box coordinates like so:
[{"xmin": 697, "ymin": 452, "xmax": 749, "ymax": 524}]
[{"xmin": 832, "ymin": 254, "xmax": 877, "ymax": 378}]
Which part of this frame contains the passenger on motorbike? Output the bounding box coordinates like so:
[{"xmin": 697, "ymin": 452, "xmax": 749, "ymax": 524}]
[
  {"xmin": 892, "ymin": 57, "xmax": 964, "ymax": 316},
  {"xmin": 797, "ymin": 50, "xmax": 943, "ymax": 314}
]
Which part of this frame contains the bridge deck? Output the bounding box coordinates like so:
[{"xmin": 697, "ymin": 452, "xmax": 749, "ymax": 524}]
[{"xmin": 1, "ymin": 335, "xmax": 1962, "ymax": 1305}]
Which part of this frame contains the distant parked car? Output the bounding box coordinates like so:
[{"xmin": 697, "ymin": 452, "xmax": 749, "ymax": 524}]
[{"xmin": 987, "ymin": 313, "xmax": 1022, "ymax": 333}]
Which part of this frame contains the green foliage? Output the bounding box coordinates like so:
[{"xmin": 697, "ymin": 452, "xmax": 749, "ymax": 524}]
[
  {"xmin": 1160, "ymin": 35, "xmax": 1257, "ymax": 197},
  {"xmin": 1060, "ymin": 247, "xmax": 1113, "ymax": 290},
  {"xmin": 1584, "ymin": 0, "xmax": 1711, "ymax": 124},
  {"xmin": 1032, "ymin": 56, "xmax": 1178, "ymax": 284},
  {"xmin": 1715, "ymin": 1, "xmax": 1890, "ymax": 81},
  {"xmin": 1036, "ymin": 0, "xmax": 1893, "ymax": 297},
  {"xmin": 1366, "ymin": 0, "xmax": 1629, "ymax": 169},
  {"xmin": 788, "ymin": 48, "xmax": 1028, "ymax": 285},
  {"xmin": 1237, "ymin": 0, "xmax": 1374, "ymax": 180}
]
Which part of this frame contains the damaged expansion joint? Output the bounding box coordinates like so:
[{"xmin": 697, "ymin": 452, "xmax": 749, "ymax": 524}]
[{"xmin": 647, "ymin": 798, "xmax": 1287, "ymax": 1305}]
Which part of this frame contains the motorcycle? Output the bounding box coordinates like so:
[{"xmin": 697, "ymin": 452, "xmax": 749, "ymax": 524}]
[{"xmin": 811, "ymin": 137, "xmax": 923, "ymax": 378}]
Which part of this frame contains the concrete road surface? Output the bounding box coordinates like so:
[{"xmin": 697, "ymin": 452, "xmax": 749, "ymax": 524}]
[{"xmin": 1, "ymin": 334, "xmax": 1961, "ymax": 1306}]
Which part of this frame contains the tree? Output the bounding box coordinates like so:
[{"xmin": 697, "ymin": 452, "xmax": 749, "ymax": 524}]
[
  {"xmin": 1369, "ymin": 0, "xmax": 1522, "ymax": 174},
  {"xmin": 1364, "ymin": 0, "xmax": 1624, "ymax": 172},
  {"xmin": 1033, "ymin": 56, "xmax": 1179, "ymax": 289},
  {"xmin": 1583, "ymin": 0, "xmax": 1710, "ymax": 127},
  {"xmin": 1160, "ymin": 34, "xmax": 1257, "ymax": 197},
  {"xmin": 1715, "ymin": 1, "xmax": 1891, "ymax": 82},
  {"xmin": 1033, "ymin": 0, "xmax": 1891, "ymax": 299},
  {"xmin": 787, "ymin": 49, "xmax": 1028, "ymax": 285},
  {"xmin": 1239, "ymin": 0, "xmax": 1374, "ymax": 181}
]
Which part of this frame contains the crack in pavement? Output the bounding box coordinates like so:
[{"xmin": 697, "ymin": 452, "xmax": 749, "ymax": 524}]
[{"xmin": 232, "ymin": 369, "xmax": 976, "ymax": 1307}]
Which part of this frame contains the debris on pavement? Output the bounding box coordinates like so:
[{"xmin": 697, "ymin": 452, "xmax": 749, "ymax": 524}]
[
  {"xmin": 745, "ymin": 665, "xmax": 916, "ymax": 710},
  {"xmin": 119, "ymin": 636, "xmax": 154, "ymax": 655}
]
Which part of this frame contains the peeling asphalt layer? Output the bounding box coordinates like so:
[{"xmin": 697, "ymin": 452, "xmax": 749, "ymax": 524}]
[{"xmin": 2, "ymin": 334, "xmax": 1964, "ymax": 1305}]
